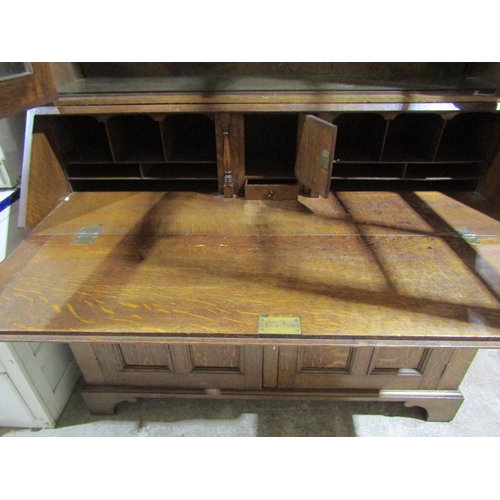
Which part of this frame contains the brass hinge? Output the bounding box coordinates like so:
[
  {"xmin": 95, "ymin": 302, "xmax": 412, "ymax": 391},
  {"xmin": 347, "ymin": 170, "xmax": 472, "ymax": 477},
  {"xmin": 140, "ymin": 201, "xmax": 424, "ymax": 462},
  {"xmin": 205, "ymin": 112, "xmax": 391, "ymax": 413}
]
[
  {"xmin": 319, "ymin": 150, "xmax": 330, "ymax": 170},
  {"xmin": 73, "ymin": 226, "xmax": 103, "ymax": 244},
  {"xmin": 456, "ymin": 227, "xmax": 481, "ymax": 246}
]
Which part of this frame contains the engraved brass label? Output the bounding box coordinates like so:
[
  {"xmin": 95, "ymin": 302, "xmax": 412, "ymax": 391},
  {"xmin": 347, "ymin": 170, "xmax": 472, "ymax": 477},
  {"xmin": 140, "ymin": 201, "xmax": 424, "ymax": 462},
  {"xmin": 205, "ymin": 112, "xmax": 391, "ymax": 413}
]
[{"xmin": 258, "ymin": 316, "xmax": 301, "ymax": 335}]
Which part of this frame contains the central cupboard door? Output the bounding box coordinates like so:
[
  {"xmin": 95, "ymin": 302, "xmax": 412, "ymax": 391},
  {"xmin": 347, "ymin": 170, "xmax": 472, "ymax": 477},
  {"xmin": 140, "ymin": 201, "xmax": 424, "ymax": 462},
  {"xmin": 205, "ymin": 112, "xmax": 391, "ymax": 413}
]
[{"xmin": 89, "ymin": 343, "xmax": 263, "ymax": 390}]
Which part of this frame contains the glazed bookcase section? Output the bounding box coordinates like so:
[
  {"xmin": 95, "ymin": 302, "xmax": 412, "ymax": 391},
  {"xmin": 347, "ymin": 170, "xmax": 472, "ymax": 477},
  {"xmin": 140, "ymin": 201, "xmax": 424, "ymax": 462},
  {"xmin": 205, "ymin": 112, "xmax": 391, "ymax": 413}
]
[
  {"xmin": 329, "ymin": 111, "xmax": 500, "ymax": 192},
  {"xmin": 36, "ymin": 113, "xmax": 218, "ymax": 192}
]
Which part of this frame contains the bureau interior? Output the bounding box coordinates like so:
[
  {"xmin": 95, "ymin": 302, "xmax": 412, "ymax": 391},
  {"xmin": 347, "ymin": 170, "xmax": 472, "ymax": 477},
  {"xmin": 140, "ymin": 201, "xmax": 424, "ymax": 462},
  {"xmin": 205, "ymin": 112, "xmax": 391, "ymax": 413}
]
[
  {"xmin": 36, "ymin": 113, "xmax": 218, "ymax": 193},
  {"xmin": 31, "ymin": 111, "xmax": 500, "ymax": 196}
]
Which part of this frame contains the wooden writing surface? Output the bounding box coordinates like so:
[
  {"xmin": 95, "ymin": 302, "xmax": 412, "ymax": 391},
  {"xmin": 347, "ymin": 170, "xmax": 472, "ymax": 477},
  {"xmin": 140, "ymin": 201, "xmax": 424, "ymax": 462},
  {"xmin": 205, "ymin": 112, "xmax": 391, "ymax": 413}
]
[{"xmin": 1, "ymin": 233, "xmax": 500, "ymax": 341}]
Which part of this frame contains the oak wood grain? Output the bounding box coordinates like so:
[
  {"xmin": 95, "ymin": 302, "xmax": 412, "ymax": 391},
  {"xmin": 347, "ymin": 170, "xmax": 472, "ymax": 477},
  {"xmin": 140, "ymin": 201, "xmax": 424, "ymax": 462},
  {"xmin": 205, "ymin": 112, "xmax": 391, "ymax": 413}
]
[
  {"xmin": 22, "ymin": 117, "xmax": 71, "ymax": 232},
  {"xmin": 0, "ymin": 236, "xmax": 48, "ymax": 293},
  {"xmin": 263, "ymin": 346, "xmax": 279, "ymax": 388},
  {"xmin": 0, "ymin": 63, "xmax": 57, "ymax": 119},
  {"xmin": 276, "ymin": 346, "xmax": 454, "ymax": 391},
  {"xmin": 48, "ymin": 63, "xmax": 83, "ymax": 90},
  {"xmin": 88, "ymin": 343, "xmax": 262, "ymax": 389},
  {"xmin": 436, "ymin": 348, "xmax": 478, "ymax": 389},
  {"xmin": 29, "ymin": 191, "xmax": 500, "ymax": 238},
  {"xmin": 244, "ymin": 181, "xmax": 299, "ymax": 200},
  {"xmin": 295, "ymin": 115, "xmax": 337, "ymax": 197},
  {"xmin": 1, "ymin": 232, "xmax": 500, "ymax": 341}
]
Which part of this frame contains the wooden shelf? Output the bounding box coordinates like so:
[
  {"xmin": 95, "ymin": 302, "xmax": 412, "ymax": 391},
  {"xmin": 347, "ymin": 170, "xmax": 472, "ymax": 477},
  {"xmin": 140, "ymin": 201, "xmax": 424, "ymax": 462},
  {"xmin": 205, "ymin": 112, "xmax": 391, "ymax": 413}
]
[
  {"xmin": 69, "ymin": 179, "xmax": 219, "ymax": 192},
  {"xmin": 333, "ymin": 163, "xmax": 405, "ymax": 179},
  {"xmin": 141, "ymin": 163, "xmax": 217, "ymax": 180},
  {"xmin": 330, "ymin": 179, "xmax": 479, "ymax": 191},
  {"xmin": 405, "ymin": 163, "xmax": 485, "ymax": 180},
  {"xmin": 65, "ymin": 163, "xmax": 141, "ymax": 179}
]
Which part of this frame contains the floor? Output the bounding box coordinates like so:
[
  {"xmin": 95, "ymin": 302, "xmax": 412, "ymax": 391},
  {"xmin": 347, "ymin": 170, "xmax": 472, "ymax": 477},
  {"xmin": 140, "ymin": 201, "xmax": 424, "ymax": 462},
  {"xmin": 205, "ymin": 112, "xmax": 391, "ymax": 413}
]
[{"xmin": 1, "ymin": 348, "xmax": 499, "ymax": 437}]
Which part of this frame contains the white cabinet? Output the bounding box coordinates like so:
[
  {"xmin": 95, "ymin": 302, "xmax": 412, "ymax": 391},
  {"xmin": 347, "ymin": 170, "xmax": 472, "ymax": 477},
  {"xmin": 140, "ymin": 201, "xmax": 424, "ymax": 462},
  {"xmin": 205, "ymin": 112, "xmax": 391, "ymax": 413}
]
[{"xmin": 0, "ymin": 342, "xmax": 80, "ymax": 428}]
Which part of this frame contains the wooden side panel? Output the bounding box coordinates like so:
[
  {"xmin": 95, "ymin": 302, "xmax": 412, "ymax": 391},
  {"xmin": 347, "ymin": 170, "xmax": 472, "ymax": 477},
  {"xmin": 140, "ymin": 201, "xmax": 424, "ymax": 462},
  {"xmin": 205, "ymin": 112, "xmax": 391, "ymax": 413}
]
[
  {"xmin": 48, "ymin": 63, "xmax": 83, "ymax": 90},
  {"xmin": 295, "ymin": 115, "xmax": 337, "ymax": 198},
  {"xmin": 20, "ymin": 115, "xmax": 71, "ymax": 232},
  {"xmin": 69, "ymin": 344, "xmax": 106, "ymax": 385},
  {"xmin": 0, "ymin": 63, "xmax": 57, "ymax": 119},
  {"xmin": 437, "ymin": 348, "xmax": 478, "ymax": 390}
]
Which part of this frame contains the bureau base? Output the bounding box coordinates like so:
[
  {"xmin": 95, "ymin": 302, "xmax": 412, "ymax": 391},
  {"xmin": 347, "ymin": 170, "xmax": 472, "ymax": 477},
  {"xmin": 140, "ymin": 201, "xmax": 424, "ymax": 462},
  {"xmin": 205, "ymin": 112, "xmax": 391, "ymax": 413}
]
[{"xmin": 70, "ymin": 341, "xmax": 477, "ymax": 423}]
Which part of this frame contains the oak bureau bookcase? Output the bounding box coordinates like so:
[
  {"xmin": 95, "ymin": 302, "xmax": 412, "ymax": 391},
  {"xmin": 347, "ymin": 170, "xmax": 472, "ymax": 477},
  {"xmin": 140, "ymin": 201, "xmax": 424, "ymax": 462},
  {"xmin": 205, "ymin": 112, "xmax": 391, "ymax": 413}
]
[{"xmin": 2, "ymin": 62, "xmax": 500, "ymax": 421}]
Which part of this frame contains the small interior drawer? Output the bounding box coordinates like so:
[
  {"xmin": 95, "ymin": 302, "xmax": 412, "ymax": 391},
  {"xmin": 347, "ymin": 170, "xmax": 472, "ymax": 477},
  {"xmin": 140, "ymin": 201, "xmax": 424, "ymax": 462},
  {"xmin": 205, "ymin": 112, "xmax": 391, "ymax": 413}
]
[{"xmin": 244, "ymin": 179, "xmax": 299, "ymax": 200}]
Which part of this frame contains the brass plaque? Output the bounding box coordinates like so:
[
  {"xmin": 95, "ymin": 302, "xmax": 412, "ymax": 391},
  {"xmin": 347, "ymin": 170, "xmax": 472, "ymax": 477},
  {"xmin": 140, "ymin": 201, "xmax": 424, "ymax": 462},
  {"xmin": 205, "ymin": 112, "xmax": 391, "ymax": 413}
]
[{"xmin": 258, "ymin": 316, "xmax": 301, "ymax": 335}]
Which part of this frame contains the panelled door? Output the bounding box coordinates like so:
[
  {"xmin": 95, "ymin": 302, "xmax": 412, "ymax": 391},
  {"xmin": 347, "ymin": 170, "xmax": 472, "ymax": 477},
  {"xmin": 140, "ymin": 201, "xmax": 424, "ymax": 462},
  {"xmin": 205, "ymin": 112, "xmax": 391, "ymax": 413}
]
[
  {"xmin": 264, "ymin": 345, "xmax": 454, "ymax": 390},
  {"xmin": 77, "ymin": 343, "xmax": 263, "ymax": 390}
]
